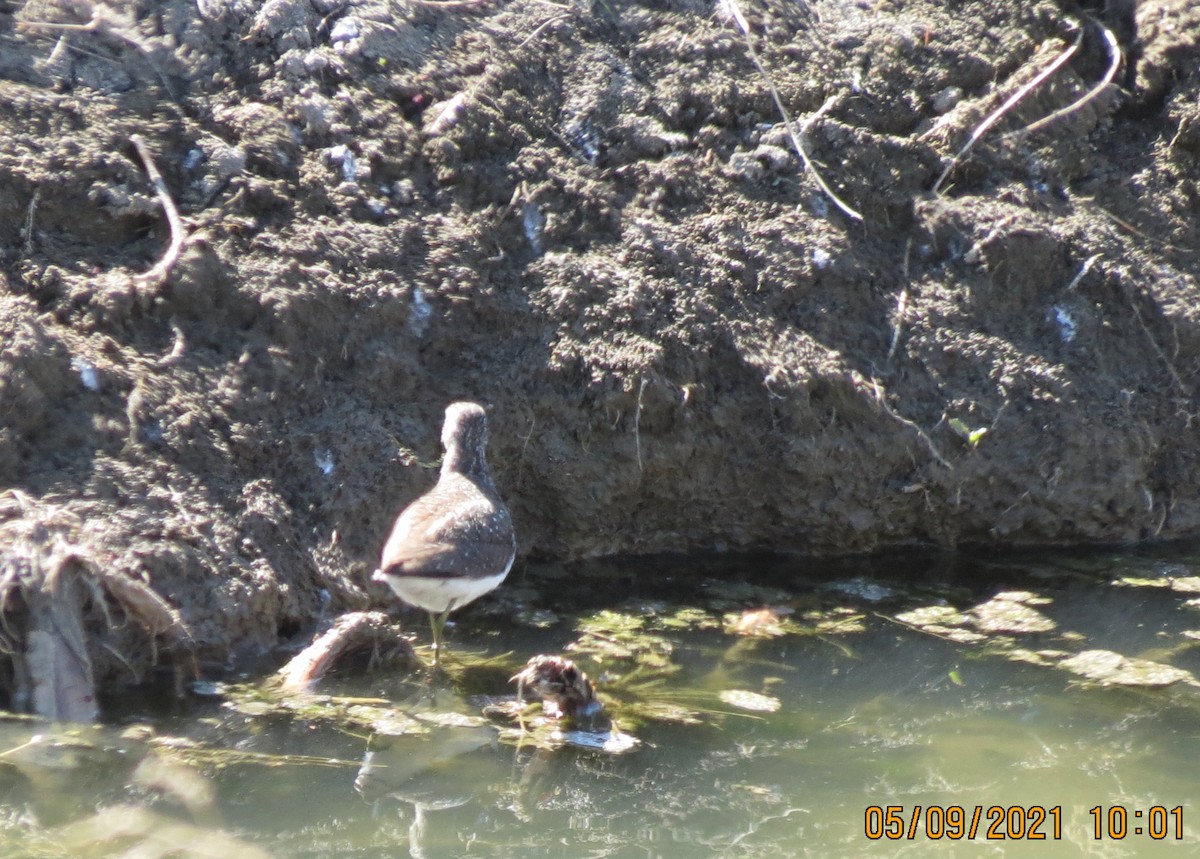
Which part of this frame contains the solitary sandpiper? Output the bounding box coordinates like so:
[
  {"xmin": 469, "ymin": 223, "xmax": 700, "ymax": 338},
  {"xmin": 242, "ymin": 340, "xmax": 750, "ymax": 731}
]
[{"xmin": 372, "ymin": 402, "xmax": 516, "ymax": 667}]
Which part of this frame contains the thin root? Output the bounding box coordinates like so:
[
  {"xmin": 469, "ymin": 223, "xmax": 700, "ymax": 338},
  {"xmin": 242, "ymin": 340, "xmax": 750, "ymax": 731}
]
[
  {"xmin": 408, "ymin": 0, "xmax": 492, "ymax": 7},
  {"xmin": 1010, "ymin": 19, "xmax": 1121, "ymax": 139},
  {"xmin": 100, "ymin": 640, "xmax": 142, "ymax": 681},
  {"xmin": 21, "ymin": 188, "xmax": 40, "ymax": 258},
  {"xmin": 150, "ymin": 319, "xmax": 188, "ymax": 369},
  {"xmin": 634, "ymin": 376, "xmax": 646, "ymax": 473},
  {"xmin": 721, "ymin": 0, "xmax": 863, "ymax": 221},
  {"xmin": 887, "ymin": 288, "xmax": 909, "ymax": 362},
  {"xmin": 516, "ymin": 14, "xmax": 568, "ymax": 50},
  {"xmin": 932, "ymin": 25, "xmax": 1083, "ymax": 195},
  {"xmin": 869, "ymin": 379, "xmax": 951, "ymax": 469},
  {"xmin": 130, "ymin": 135, "xmax": 187, "ymax": 288},
  {"xmin": 1127, "ymin": 293, "xmax": 1188, "ymax": 395},
  {"xmin": 1064, "ymin": 253, "xmax": 1101, "ymax": 291}
]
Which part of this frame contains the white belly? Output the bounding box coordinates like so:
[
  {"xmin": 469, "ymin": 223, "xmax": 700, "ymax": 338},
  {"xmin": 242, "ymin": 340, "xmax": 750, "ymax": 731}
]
[{"xmin": 375, "ymin": 566, "xmax": 510, "ymax": 614}]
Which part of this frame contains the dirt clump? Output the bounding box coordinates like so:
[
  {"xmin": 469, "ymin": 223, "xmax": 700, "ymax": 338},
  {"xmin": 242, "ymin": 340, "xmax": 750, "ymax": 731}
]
[{"xmin": 0, "ymin": 0, "xmax": 1198, "ymax": 708}]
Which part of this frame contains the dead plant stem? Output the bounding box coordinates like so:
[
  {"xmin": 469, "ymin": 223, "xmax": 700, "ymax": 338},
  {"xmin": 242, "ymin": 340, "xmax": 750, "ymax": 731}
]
[
  {"xmin": 1011, "ymin": 19, "xmax": 1120, "ymax": 138},
  {"xmin": 722, "ymin": 0, "xmax": 863, "ymax": 221},
  {"xmin": 21, "ymin": 188, "xmax": 40, "ymax": 258},
  {"xmin": 932, "ymin": 25, "xmax": 1083, "ymax": 195},
  {"xmin": 869, "ymin": 379, "xmax": 951, "ymax": 469},
  {"xmin": 130, "ymin": 135, "xmax": 186, "ymax": 288},
  {"xmin": 634, "ymin": 376, "xmax": 646, "ymax": 472},
  {"xmin": 1128, "ymin": 293, "xmax": 1188, "ymax": 395}
]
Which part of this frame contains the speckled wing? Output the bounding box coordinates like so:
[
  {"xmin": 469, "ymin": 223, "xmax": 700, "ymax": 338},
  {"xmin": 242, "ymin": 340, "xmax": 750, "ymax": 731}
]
[{"xmin": 380, "ymin": 476, "xmax": 515, "ymax": 581}]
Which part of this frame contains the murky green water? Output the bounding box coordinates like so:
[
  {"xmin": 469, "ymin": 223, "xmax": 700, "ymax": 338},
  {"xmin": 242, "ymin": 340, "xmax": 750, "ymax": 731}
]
[{"xmin": 5, "ymin": 548, "xmax": 1200, "ymax": 857}]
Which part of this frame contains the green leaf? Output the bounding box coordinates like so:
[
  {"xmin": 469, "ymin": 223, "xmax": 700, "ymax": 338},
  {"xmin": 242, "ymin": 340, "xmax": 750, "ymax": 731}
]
[{"xmin": 949, "ymin": 418, "xmax": 987, "ymax": 447}]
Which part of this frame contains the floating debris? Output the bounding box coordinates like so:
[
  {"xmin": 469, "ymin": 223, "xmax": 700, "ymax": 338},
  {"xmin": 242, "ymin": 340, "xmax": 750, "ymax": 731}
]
[
  {"xmin": 415, "ymin": 711, "xmax": 490, "ymax": 730},
  {"xmin": 569, "ymin": 609, "xmax": 673, "ymax": 667},
  {"xmin": 970, "ymin": 591, "xmax": 1056, "ymax": 634},
  {"xmin": 727, "ymin": 606, "xmax": 794, "ymax": 637},
  {"xmin": 365, "ymin": 710, "xmax": 426, "ymax": 737},
  {"xmin": 803, "ymin": 606, "xmax": 867, "ymax": 634},
  {"xmin": 726, "ymin": 605, "xmax": 864, "ymax": 637},
  {"xmin": 1059, "ymin": 650, "xmax": 1197, "ymax": 688},
  {"xmin": 719, "ymin": 689, "xmax": 781, "ymax": 713},
  {"xmin": 893, "ymin": 604, "xmax": 986, "ymax": 643},
  {"xmin": 554, "ymin": 729, "xmax": 639, "ymax": 754},
  {"xmin": 1118, "ymin": 575, "xmax": 1200, "ymax": 594},
  {"xmin": 895, "ymin": 605, "xmax": 969, "ymax": 627},
  {"xmin": 1004, "ymin": 647, "xmax": 1072, "ymax": 668},
  {"xmin": 651, "ymin": 606, "xmax": 720, "ymax": 631}
]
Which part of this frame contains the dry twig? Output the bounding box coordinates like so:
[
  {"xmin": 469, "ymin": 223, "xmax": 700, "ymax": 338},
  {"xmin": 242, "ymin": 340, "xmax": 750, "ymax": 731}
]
[
  {"xmin": 869, "ymin": 379, "xmax": 951, "ymax": 469},
  {"xmin": 1127, "ymin": 293, "xmax": 1188, "ymax": 395},
  {"xmin": 1011, "ymin": 19, "xmax": 1121, "ymax": 138},
  {"xmin": 887, "ymin": 288, "xmax": 909, "ymax": 362},
  {"xmin": 149, "ymin": 319, "xmax": 188, "ymax": 369},
  {"xmin": 21, "ymin": 188, "xmax": 40, "ymax": 258},
  {"xmin": 130, "ymin": 135, "xmax": 187, "ymax": 288},
  {"xmin": 634, "ymin": 376, "xmax": 646, "ymax": 472},
  {"xmin": 1064, "ymin": 253, "xmax": 1101, "ymax": 291},
  {"xmin": 932, "ymin": 25, "xmax": 1083, "ymax": 195},
  {"xmin": 721, "ymin": 0, "xmax": 863, "ymax": 221},
  {"xmin": 18, "ymin": 4, "xmax": 179, "ymax": 101}
]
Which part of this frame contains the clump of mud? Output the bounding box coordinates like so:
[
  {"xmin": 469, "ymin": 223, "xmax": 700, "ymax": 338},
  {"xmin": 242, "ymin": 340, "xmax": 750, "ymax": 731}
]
[{"xmin": 0, "ymin": 0, "xmax": 1198, "ymax": 711}]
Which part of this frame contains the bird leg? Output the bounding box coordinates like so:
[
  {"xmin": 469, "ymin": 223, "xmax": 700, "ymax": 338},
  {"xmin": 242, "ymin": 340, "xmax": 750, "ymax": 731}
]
[{"xmin": 429, "ymin": 608, "xmax": 453, "ymax": 668}]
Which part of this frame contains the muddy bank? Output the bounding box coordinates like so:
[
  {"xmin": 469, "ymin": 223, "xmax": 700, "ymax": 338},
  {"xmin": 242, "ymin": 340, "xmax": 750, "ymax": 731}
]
[{"xmin": 0, "ymin": 0, "xmax": 1198, "ymax": 702}]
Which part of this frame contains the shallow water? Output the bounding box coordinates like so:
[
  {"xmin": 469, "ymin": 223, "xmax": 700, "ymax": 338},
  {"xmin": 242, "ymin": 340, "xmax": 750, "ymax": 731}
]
[{"xmin": 5, "ymin": 548, "xmax": 1200, "ymax": 857}]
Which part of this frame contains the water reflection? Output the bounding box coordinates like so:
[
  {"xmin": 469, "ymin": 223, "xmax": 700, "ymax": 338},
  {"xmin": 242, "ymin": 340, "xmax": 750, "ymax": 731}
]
[{"xmin": 355, "ymin": 717, "xmax": 494, "ymax": 858}]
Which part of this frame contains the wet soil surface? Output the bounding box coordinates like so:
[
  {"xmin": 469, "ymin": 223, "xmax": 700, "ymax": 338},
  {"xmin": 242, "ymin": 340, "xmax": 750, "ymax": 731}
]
[{"xmin": 0, "ymin": 0, "xmax": 1198, "ymax": 693}]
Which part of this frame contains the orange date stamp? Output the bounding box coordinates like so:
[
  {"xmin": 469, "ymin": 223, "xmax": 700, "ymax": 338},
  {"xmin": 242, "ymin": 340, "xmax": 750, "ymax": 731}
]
[{"xmin": 864, "ymin": 805, "xmax": 1184, "ymax": 841}]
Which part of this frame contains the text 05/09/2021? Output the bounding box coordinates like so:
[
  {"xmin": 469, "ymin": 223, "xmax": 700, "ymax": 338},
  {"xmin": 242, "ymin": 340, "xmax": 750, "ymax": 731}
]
[{"xmin": 865, "ymin": 805, "xmax": 1184, "ymax": 842}]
